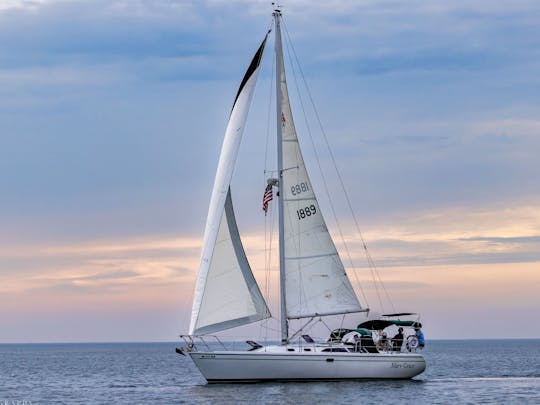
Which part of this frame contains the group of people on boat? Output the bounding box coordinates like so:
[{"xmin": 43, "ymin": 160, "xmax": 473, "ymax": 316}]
[
  {"xmin": 348, "ymin": 325, "xmax": 424, "ymax": 353},
  {"xmin": 352, "ymin": 333, "xmax": 378, "ymax": 353},
  {"xmin": 390, "ymin": 326, "xmax": 425, "ymax": 352}
]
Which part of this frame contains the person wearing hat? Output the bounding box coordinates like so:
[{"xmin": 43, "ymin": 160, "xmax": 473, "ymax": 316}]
[
  {"xmin": 353, "ymin": 334, "xmax": 361, "ymax": 352},
  {"xmin": 392, "ymin": 327, "xmax": 404, "ymax": 352}
]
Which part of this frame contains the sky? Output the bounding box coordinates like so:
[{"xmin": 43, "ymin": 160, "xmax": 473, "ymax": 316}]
[{"xmin": 1, "ymin": 0, "xmax": 539, "ymax": 342}]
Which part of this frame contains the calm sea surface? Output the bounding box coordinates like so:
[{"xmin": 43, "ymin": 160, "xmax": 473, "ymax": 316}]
[{"xmin": 1, "ymin": 340, "xmax": 539, "ymax": 404}]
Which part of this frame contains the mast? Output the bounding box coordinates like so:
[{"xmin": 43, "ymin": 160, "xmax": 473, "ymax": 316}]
[{"xmin": 274, "ymin": 8, "xmax": 288, "ymax": 344}]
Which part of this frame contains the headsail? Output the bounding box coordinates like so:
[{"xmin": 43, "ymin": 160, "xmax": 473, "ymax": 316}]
[
  {"xmin": 189, "ymin": 35, "xmax": 270, "ymax": 335},
  {"xmin": 275, "ymin": 19, "xmax": 363, "ymax": 320}
]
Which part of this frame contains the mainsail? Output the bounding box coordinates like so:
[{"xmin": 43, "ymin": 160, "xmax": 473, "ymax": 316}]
[
  {"xmin": 275, "ymin": 20, "xmax": 363, "ymax": 320},
  {"xmin": 189, "ymin": 36, "xmax": 270, "ymax": 335}
]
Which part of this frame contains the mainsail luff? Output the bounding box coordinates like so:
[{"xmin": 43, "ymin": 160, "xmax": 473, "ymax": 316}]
[
  {"xmin": 274, "ymin": 13, "xmax": 364, "ymax": 320},
  {"xmin": 189, "ymin": 35, "xmax": 270, "ymax": 335}
]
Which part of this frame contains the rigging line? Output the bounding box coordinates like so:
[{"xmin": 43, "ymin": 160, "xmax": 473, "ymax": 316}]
[
  {"xmin": 318, "ymin": 317, "xmax": 334, "ymax": 334},
  {"xmin": 288, "ymin": 317, "xmax": 315, "ymax": 341},
  {"xmin": 281, "ymin": 17, "xmax": 370, "ymax": 308},
  {"xmin": 262, "ymin": 181, "xmax": 275, "ymax": 340},
  {"xmin": 339, "ymin": 314, "xmax": 346, "ymax": 331},
  {"xmin": 262, "ymin": 41, "xmax": 276, "ymax": 342},
  {"xmin": 263, "ymin": 39, "xmax": 276, "ymax": 178},
  {"xmin": 368, "ymin": 248, "xmax": 395, "ymax": 313},
  {"xmin": 264, "ymin": 198, "xmax": 277, "ymax": 340}
]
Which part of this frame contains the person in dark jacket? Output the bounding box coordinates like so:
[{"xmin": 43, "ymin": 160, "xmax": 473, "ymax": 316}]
[
  {"xmin": 360, "ymin": 333, "xmax": 379, "ymax": 353},
  {"xmin": 416, "ymin": 327, "xmax": 425, "ymax": 349},
  {"xmin": 392, "ymin": 327, "xmax": 404, "ymax": 352}
]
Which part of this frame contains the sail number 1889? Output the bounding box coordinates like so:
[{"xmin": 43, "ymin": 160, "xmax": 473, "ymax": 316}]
[{"xmin": 297, "ymin": 205, "xmax": 317, "ymax": 220}]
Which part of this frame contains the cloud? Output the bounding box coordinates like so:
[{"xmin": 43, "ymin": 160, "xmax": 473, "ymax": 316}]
[
  {"xmin": 0, "ymin": 235, "xmax": 200, "ymax": 259},
  {"xmin": 353, "ymin": 49, "xmax": 502, "ymax": 76},
  {"xmin": 2, "ymin": 196, "xmax": 538, "ymax": 297},
  {"xmin": 71, "ymin": 269, "xmax": 140, "ymax": 281},
  {"xmin": 472, "ymin": 118, "xmax": 540, "ymax": 138},
  {"xmin": 459, "ymin": 235, "xmax": 540, "ymax": 244},
  {"xmin": 325, "ymin": 198, "xmax": 540, "ymax": 270},
  {"xmin": 1, "ymin": 198, "xmax": 539, "ymax": 340},
  {"xmin": 0, "ymin": 235, "xmax": 200, "ymax": 301},
  {"xmin": 0, "ymin": 0, "xmax": 52, "ymax": 11},
  {"xmin": 0, "ymin": 1, "xmax": 214, "ymax": 77}
]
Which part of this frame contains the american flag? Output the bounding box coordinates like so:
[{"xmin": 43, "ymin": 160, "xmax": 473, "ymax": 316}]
[{"xmin": 262, "ymin": 184, "xmax": 273, "ymax": 215}]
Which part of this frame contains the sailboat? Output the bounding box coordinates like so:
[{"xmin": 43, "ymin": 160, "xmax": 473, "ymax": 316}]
[{"xmin": 177, "ymin": 9, "xmax": 426, "ymax": 382}]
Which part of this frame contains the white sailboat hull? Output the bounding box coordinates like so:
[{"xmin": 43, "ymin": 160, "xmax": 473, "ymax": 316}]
[{"xmin": 188, "ymin": 349, "xmax": 426, "ymax": 383}]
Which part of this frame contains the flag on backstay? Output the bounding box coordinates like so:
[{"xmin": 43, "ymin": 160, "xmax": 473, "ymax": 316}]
[{"xmin": 262, "ymin": 184, "xmax": 273, "ymax": 215}]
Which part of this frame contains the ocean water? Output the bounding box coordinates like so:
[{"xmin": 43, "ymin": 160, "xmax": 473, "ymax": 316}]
[{"xmin": 1, "ymin": 340, "xmax": 539, "ymax": 404}]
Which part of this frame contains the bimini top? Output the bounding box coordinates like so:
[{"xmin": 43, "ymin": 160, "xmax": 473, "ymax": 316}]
[
  {"xmin": 357, "ymin": 319, "xmax": 422, "ymax": 330},
  {"xmin": 382, "ymin": 312, "xmax": 417, "ymax": 317}
]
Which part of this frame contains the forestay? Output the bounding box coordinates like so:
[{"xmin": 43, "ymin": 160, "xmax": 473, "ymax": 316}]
[{"xmin": 189, "ymin": 36, "xmax": 270, "ymax": 335}]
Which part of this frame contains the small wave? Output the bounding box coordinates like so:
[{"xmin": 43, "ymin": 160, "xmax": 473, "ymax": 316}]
[
  {"xmin": 429, "ymin": 376, "xmax": 540, "ymax": 382},
  {"xmin": 108, "ymin": 384, "xmax": 139, "ymax": 388}
]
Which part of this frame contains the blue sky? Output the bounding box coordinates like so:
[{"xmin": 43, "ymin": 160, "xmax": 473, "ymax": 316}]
[{"xmin": 1, "ymin": 0, "xmax": 539, "ymax": 342}]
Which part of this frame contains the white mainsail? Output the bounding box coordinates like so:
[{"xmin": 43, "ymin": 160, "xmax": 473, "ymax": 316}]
[
  {"xmin": 275, "ymin": 22, "xmax": 363, "ymax": 320},
  {"xmin": 189, "ymin": 36, "xmax": 270, "ymax": 335}
]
